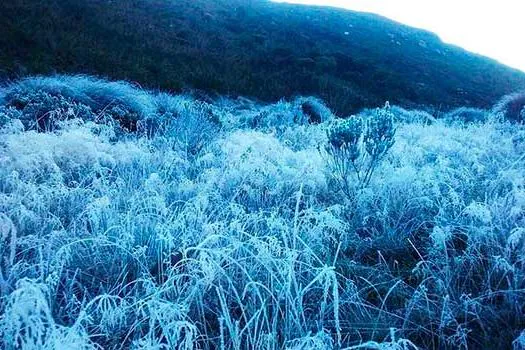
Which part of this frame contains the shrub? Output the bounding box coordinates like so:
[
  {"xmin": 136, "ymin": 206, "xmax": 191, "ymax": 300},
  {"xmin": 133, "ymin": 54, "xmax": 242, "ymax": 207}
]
[
  {"xmin": 4, "ymin": 75, "xmax": 156, "ymax": 118},
  {"xmin": 325, "ymin": 104, "xmax": 396, "ymax": 196},
  {"xmin": 241, "ymin": 99, "xmax": 298, "ymax": 129},
  {"xmin": 444, "ymin": 107, "xmax": 489, "ymax": 124},
  {"xmin": 211, "ymin": 130, "xmax": 325, "ymax": 210},
  {"xmin": 295, "ymin": 97, "xmax": 335, "ymax": 125},
  {"xmin": 163, "ymin": 100, "xmax": 222, "ymax": 156},
  {"xmin": 4, "ymin": 75, "xmax": 159, "ymax": 133},
  {"xmin": 153, "ymin": 92, "xmax": 193, "ymax": 120},
  {"xmin": 237, "ymin": 97, "xmax": 334, "ymax": 130},
  {"xmin": 493, "ymin": 90, "xmax": 525, "ymax": 122},
  {"xmin": 5, "ymin": 90, "xmax": 95, "ymax": 131},
  {"xmin": 389, "ymin": 105, "xmax": 435, "ymax": 124}
]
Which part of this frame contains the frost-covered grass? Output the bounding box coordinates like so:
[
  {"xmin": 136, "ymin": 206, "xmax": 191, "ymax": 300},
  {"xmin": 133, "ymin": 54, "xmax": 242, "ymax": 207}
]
[{"xmin": 1, "ymin": 76, "xmax": 525, "ymax": 349}]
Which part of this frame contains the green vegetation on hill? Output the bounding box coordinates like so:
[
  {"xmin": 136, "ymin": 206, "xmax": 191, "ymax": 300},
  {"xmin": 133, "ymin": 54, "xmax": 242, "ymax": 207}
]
[{"xmin": 1, "ymin": 0, "xmax": 525, "ymax": 114}]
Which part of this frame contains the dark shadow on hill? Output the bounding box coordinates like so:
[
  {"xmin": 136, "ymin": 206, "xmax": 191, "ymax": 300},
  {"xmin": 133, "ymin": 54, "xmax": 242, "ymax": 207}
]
[{"xmin": 1, "ymin": 0, "xmax": 525, "ymax": 114}]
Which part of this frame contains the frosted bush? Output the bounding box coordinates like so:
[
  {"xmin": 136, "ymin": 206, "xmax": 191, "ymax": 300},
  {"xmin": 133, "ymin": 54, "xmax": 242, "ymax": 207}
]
[
  {"xmin": 3, "ymin": 76, "xmax": 198, "ymax": 135},
  {"xmin": 444, "ymin": 107, "xmax": 489, "ymax": 124},
  {"xmin": 463, "ymin": 201, "xmax": 492, "ymax": 225},
  {"xmin": 240, "ymin": 99, "xmax": 297, "ymax": 129},
  {"xmin": 1, "ymin": 279, "xmax": 95, "ymax": 350},
  {"xmin": 0, "ymin": 124, "xmax": 147, "ymax": 184},
  {"xmin": 298, "ymin": 206, "xmax": 348, "ymax": 257},
  {"xmin": 162, "ymin": 100, "xmax": 222, "ymax": 156},
  {"xmin": 295, "ymin": 97, "xmax": 335, "ymax": 125},
  {"xmin": 153, "ymin": 92, "xmax": 192, "ymax": 119},
  {"xmin": 210, "ymin": 130, "xmax": 326, "ymax": 209},
  {"xmin": 493, "ymin": 90, "xmax": 525, "ymax": 122},
  {"xmin": 5, "ymin": 75, "xmax": 156, "ymax": 118},
  {"xmin": 5, "ymin": 90, "xmax": 95, "ymax": 131},
  {"xmin": 237, "ymin": 97, "xmax": 334, "ymax": 130},
  {"xmin": 325, "ymin": 104, "xmax": 395, "ymax": 196},
  {"xmin": 389, "ymin": 105, "xmax": 435, "ymax": 124},
  {"xmin": 364, "ymin": 105, "xmax": 396, "ymax": 157},
  {"xmin": 277, "ymin": 123, "xmax": 328, "ymax": 151}
]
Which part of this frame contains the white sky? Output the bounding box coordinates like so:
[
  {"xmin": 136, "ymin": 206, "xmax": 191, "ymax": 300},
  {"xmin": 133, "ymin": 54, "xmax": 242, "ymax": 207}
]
[{"xmin": 273, "ymin": 0, "xmax": 525, "ymax": 72}]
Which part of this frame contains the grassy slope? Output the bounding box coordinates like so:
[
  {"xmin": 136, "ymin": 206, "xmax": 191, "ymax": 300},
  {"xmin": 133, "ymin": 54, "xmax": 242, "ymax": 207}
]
[
  {"xmin": 1, "ymin": 75, "xmax": 525, "ymax": 349},
  {"xmin": 1, "ymin": 0, "xmax": 525, "ymax": 114}
]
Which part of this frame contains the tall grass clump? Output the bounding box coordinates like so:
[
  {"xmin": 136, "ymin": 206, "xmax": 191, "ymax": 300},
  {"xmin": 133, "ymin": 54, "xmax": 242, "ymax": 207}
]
[
  {"xmin": 493, "ymin": 90, "xmax": 525, "ymax": 123},
  {"xmin": 4, "ymin": 75, "xmax": 156, "ymax": 118},
  {"xmin": 443, "ymin": 107, "xmax": 489, "ymax": 124},
  {"xmin": 1, "ymin": 75, "xmax": 525, "ymax": 349}
]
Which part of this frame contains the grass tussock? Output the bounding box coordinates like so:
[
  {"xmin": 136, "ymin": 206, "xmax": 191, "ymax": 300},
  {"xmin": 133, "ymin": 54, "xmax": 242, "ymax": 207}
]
[{"xmin": 1, "ymin": 75, "xmax": 525, "ymax": 349}]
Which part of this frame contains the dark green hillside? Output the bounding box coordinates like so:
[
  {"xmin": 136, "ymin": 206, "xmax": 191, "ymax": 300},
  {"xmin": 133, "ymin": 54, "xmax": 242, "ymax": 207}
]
[{"xmin": 1, "ymin": 0, "xmax": 524, "ymax": 113}]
